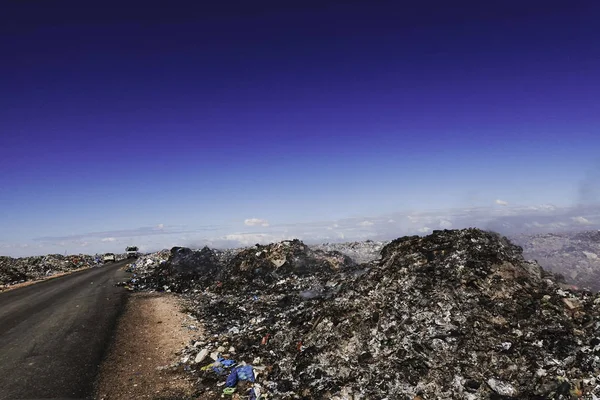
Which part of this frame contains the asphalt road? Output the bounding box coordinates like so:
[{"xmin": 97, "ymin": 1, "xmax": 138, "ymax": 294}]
[{"xmin": 0, "ymin": 260, "xmax": 131, "ymax": 400}]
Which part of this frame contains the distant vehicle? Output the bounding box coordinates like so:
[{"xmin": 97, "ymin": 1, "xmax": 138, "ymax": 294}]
[
  {"xmin": 126, "ymin": 246, "xmax": 139, "ymax": 258},
  {"xmin": 103, "ymin": 253, "xmax": 116, "ymax": 263}
]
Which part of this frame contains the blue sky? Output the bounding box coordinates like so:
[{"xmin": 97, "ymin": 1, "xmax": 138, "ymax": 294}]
[{"xmin": 1, "ymin": 1, "xmax": 600, "ymax": 256}]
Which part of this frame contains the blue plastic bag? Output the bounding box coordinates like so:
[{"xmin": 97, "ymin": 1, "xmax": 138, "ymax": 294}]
[
  {"xmin": 222, "ymin": 359, "xmax": 236, "ymax": 367},
  {"xmin": 249, "ymin": 388, "xmax": 257, "ymax": 400},
  {"xmin": 225, "ymin": 368, "xmax": 238, "ymax": 387},
  {"xmin": 225, "ymin": 365, "xmax": 255, "ymax": 388},
  {"xmin": 237, "ymin": 365, "xmax": 255, "ymax": 382},
  {"xmin": 211, "ymin": 366, "xmax": 226, "ymax": 375}
]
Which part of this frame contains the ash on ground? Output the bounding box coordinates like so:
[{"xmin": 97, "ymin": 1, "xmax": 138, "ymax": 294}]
[{"xmin": 124, "ymin": 229, "xmax": 600, "ymax": 399}]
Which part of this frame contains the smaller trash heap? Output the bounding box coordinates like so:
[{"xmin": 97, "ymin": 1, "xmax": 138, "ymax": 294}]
[
  {"xmin": 311, "ymin": 239, "xmax": 388, "ymax": 264},
  {"xmin": 0, "ymin": 254, "xmax": 96, "ymax": 288},
  {"xmin": 124, "ymin": 229, "xmax": 600, "ymax": 399},
  {"xmin": 513, "ymin": 230, "xmax": 600, "ymax": 292}
]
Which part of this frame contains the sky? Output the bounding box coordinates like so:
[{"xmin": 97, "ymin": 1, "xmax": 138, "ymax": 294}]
[{"xmin": 1, "ymin": 0, "xmax": 600, "ymax": 256}]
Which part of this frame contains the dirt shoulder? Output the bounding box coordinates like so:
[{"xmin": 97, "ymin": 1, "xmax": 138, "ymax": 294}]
[{"xmin": 96, "ymin": 292, "xmax": 198, "ymax": 400}]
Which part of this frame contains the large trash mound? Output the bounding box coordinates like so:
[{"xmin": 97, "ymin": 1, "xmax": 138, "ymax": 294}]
[
  {"xmin": 0, "ymin": 254, "xmax": 96, "ymax": 288},
  {"xmin": 222, "ymin": 239, "xmax": 356, "ymax": 286},
  {"xmin": 123, "ymin": 249, "xmax": 172, "ymax": 291},
  {"xmin": 513, "ymin": 230, "xmax": 600, "ymax": 292},
  {"xmin": 125, "ymin": 229, "xmax": 600, "ymax": 399},
  {"xmin": 124, "ymin": 240, "xmax": 356, "ymax": 292},
  {"xmin": 124, "ymin": 246, "xmax": 236, "ymax": 291}
]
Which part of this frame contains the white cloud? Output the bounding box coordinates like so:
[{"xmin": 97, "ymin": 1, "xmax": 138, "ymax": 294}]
[
  {"xmin": 223, "ymin": 233, "xmax": 286, "ymax": 246},
  {"xmin": 528, "ymin": 204, "xmax": 557, "ymax": 212},
  {"xmin": 6, "ymin": 204, "xmax": 600, "ymax": 258},
  {"xmin": 495, "ymin": 199, "xmax": 509, "ymax": 206},
  {"xmin": 572, "ymin": 216, "xmax": 592, "ymax": 225},
  {"xmin": 439, "ymin": 220, "xmax": 453, "ymax": 229},
  {"xmin": 244, "ymin": 218, "xmax": 270, "ymax": 227},
  {"xmin": 526, "ymin": 220, "xmax": 571, "ymax": 229}
]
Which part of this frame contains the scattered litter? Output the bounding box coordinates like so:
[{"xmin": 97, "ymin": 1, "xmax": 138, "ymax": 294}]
[
  {"xmin": 122, "ymin": 229, "xmax": 600, "ymax": 398},
  {"xmin": 0, "ymin": 254, "xmax": 98, "ymax": 288}
]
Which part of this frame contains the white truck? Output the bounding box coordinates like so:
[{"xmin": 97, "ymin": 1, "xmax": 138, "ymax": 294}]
[
  {"xmin": 126, "ymin": 246, "xmax": 139, "ymax": 258},
  {"xmin": 103, "ymin": 253, "xmax": 116, "ymax": 263}
]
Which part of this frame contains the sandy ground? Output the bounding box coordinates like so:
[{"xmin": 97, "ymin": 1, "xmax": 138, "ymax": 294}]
[{"xmin": 96, "ymin": 292, "xmax": 199, "ymax": 400}]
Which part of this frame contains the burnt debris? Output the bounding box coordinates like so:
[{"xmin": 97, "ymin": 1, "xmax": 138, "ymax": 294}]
[{"xmin": 124, "ymin": 229, "xmax": 600, "ymax": 399}]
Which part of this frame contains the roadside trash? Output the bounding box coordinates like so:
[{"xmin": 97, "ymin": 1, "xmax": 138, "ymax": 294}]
[
  {"xmin": 236, "ymin": 365, "xmax": 255, "ymax": 382},
  {"xmin": 121, "ymin": 229, "xmax": 600, "ymax": 398},
  {"xmin": 221, "ymin": 358, "xmax": 236, "ymax": 367},
  {"xmin": 195, "ymin": 348, "xmax": 209, "ymax": 363},
  {"xmin": 249, "ymin": 386, "xmax": 261, "ymax": 400},
  {"xmin": 225, "ymin": 369, "xmax": 238, "ymax": 387},
  {"xmin": 225, "ymin": 365, "xmax": 255, "ymax": 387},
  {"xmin": 1, "ymin": 254, "xmax": 97, "ymax": 288},
  {"xmin": 260, "ymin": 334, "xmax": 270, "ymax": 345}
]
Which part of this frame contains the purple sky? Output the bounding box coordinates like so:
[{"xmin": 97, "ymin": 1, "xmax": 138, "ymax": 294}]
[{"xmin": 1, "ymin": 1, "xmax": 600, "ymax": 256}]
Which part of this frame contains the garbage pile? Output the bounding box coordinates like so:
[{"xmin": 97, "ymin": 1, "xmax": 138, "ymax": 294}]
[
  {"xmin": 0, "ymin": 254, "xmax": 96, "ymax": 288},
  {"xmin": 124, "ymin": 240, "xmax": 357, "ymax": 292},
  {"xmin": 121, "ymin": 249, "xmax": 172, "ymax": 291},
  {"xmin": 513, "ymin": 230, "xmax": 600, "ymax": 292},
  {"xmin": 127, "ymin": 229, "xmax": 600, "ymax": 399},
  {"xmin": 123, "ymin": 246, "xmax": 241, "ymax": 292},
  {"xmin": 222, "ymin": 239, "xmax": 356, "ymax": 287},
  {"xmin": 310, "ymin": 239, "xmax": 389, "ymax": 264}
]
